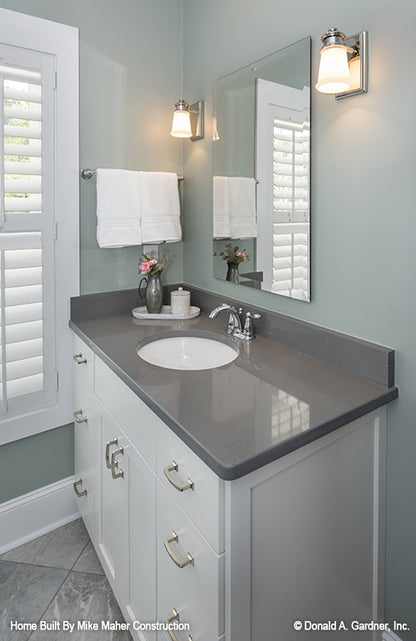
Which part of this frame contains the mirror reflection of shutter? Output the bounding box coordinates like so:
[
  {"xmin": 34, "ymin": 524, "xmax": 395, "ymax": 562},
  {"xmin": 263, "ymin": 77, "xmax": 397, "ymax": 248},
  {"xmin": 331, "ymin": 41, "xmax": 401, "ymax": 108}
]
[
  {"xmin": 0, "ymin": 46, "xmax": 56, "ymax": 419},
  {"xmin": 272, "ymin": 118, "xmax": 310, "ymax": 300}
]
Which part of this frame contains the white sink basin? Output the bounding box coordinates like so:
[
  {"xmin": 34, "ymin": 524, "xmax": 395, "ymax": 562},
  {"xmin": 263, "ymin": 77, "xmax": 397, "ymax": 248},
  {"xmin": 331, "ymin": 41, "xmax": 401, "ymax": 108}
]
[{"xmin": 137, "ymin": 333, "xmax": 239, "ymax": 370}]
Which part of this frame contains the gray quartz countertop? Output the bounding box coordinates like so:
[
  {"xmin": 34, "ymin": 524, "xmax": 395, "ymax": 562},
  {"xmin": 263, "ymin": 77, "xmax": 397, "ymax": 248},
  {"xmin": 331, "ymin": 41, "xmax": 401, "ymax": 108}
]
[{"xmin": 70, "ymin": 310, "xmax": 398, "ymax": 480}]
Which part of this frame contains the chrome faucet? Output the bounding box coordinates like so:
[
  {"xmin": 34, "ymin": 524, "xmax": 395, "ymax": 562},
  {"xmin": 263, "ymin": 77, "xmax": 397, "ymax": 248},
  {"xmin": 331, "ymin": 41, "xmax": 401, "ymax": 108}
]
[
  {"xmin": 209, "ymin": 303, "xmax": 242, "ymax": 334},
  {"xmin": 209, "ymin": 303, "xmax": 261, "ymax": 340}
]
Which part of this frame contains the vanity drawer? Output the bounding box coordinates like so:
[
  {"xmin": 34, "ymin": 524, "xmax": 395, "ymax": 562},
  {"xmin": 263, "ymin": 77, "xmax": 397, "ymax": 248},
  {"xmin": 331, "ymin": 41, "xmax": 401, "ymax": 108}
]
[
  {"xmin": 95, "ymin": 356, "xmax": 156, "ymax": 470},
  {"xmin": 157, "ymin": 480, "xmax": 224, "ymax": 637},
  {"xmin": 157, "ymin": 421, "xmax": 224, "ymax": 554},
  {"xmin": 72, "ymin": 334, "xmax": 94, "ymax": 389},
  {"xmin": 157, "ymin": 584, "xmax": 219, "ymax": 641}
]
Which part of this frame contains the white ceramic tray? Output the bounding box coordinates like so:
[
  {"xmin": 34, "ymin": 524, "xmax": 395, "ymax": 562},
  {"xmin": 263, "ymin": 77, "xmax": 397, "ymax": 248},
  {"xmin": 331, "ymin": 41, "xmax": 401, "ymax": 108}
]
[{"xmin": 132, "ymin": 305, "xmax": 200, "ymax": 320}]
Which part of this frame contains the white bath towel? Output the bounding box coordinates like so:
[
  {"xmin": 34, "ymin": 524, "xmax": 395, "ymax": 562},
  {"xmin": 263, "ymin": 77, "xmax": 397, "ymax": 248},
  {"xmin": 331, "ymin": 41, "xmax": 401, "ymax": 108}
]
[
  {"xmin": 228, "ymin": 177, "xmax": 258, "ymax": 239},
  {"xmin": 96, "ymin": 168, "xmax": 142, "ymax": 248},
  {"xmin": 213, "ymin": 176, "xmax": 231, "ymax": 239},
  {"xmin": 140, "ymin": 171, "xmax": 182, "ymax": 243}
]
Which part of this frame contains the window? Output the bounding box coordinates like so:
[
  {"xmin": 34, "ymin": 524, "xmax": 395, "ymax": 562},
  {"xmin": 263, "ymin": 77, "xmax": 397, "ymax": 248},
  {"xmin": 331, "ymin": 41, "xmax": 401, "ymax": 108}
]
[{"xmin": 0, "ymin": 9, "xmax": 79, "ymax": 445}]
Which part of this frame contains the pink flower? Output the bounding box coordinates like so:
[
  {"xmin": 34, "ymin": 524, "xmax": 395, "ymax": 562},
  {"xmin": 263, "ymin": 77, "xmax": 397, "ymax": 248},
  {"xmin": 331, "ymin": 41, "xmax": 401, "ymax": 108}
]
[
  {"xmin": 139, "ymin": 261, "xmax": 152, "ymax": 274},
  {"xmin": 236, "ymin": 251, "xmax": 247, "ymax": 263},
  {"xmin": 150, "ymin": 259, "xmax": 158, "ymax": 265}
]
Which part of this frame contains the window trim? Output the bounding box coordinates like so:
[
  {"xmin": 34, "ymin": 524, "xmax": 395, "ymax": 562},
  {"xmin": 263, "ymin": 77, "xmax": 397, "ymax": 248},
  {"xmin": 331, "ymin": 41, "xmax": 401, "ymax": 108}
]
[{"xmin": 0, "ymin": 8, "xmax": 79, "ymax": 445}]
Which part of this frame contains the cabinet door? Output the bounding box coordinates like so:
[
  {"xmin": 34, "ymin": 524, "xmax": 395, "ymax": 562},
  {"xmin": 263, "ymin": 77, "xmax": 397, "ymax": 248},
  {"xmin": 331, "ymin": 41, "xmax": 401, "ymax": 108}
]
[
  {"xmin": 125, "ymin": 445, "xmax": 157, "ymax": 640},
  {"xmin": 73, "ymin": 440, "xmax": 95, "ymax": 538},
  {"xmin": 97, "ymin": 409, "xmax": 129, "ymax": 604},
  {"xmin": 73, "ymin": 370, "xmax": 100, "ymax": 541}
]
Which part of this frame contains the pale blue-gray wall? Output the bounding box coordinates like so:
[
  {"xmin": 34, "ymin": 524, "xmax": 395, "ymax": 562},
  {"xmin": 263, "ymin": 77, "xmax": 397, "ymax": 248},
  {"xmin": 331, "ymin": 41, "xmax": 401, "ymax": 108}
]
[
  {"xmin": 182, "ymin": 0, "xmax": 415, "ymax": 636},
  {"xmin": 0, "ymin": 424, "xmax": 74, "ymax": 504},
  {"xmin": 0, "ymin": 0, "xmax": 183, "ymax": 502}
]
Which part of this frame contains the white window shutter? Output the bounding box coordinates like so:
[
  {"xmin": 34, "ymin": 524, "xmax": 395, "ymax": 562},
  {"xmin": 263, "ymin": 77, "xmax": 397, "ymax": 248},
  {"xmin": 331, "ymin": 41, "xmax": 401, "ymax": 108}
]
[
  {"xmin": 271, "ymin": 117, "xmax": 310, "ymax": 300},
  {"xmin": 0, "ymin": 45, "xmax": 56, "ymax": 419}
]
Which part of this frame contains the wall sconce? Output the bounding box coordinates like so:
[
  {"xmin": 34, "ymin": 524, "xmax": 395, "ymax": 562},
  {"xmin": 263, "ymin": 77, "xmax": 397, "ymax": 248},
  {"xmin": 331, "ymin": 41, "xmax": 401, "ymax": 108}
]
[
  {"xmin": 170, "ymin": 99, "xmax": 204, "ymax": 140},
  {"xmin": 315, "ymin": 27, "xmax": 368, "ymax": 100}
]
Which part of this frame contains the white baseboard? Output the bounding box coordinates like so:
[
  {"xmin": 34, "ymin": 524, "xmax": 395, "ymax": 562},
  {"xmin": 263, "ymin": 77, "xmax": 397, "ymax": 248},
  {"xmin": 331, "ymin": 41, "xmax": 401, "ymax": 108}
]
[
  {"xmin": 383, "ymin": 630, "xmax": 404, "ymax": 641},
  {"xmin": 0, "ymin": 476, "xmax": 80, "ymax": 554}
]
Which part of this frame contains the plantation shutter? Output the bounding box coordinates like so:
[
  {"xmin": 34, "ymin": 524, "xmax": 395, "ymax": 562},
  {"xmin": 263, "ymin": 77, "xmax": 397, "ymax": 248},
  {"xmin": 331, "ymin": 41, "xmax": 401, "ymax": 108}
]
[
  {"xmin": 0, "ymin": 44, "xmax": 56, "ymax": 419},
  {"xmin": 272, "ymin": 223, "xmax": 309, "ymax": 300},
  {"xmin": 272, "ymin": 118, "xmax": 310, "ymax": 222},
  {"xmin": 271, "ymin": 117, "xmax": 310, "ymax": 300}
]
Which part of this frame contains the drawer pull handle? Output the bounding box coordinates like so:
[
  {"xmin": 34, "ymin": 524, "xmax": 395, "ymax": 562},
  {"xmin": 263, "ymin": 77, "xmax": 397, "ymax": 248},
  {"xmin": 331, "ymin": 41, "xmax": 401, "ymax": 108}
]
[
  {"xmin": 73, "ymin": 409, "xmax": 88, "ymax": 424},
  {"xmin": 73, "ymin": 352, "xmax": 87, "ymax": 365},
  {"xmin": 105, "ymin": 439, "xmax": 119, "ymax": 469},
  {"xmin": 165, "ymin": 609, "xmax": 193, "ymax": 641},
  {"xmin": 163, "ymin": 460, "xmax": 194, "ymax": 492},
  {"xmin": 73, "ymin": 479, "xmax": 87, "ymax": 497},
  {"xmin": 163, "ymin": 531, "xmax": 194, "ymax": 569},
  {"xmin": 111, "ymin": 447, "xmax": 124, "ymax": 480}
]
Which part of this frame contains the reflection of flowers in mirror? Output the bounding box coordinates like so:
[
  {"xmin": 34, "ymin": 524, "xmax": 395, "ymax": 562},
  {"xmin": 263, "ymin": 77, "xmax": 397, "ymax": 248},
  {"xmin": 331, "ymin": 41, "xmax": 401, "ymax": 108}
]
[
  {"xmin": 219, "ymin": 243, "xmax": 249, "ymax": 265},
  {"xmin": 138, "ymin": 252, "xmax": 167, "ymax": 275}
]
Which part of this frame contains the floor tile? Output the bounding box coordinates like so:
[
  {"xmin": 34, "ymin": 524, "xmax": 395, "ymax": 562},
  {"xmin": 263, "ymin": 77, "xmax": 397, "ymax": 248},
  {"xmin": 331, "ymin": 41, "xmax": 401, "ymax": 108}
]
[
  {"xmin": 0, "ymin": 519, "xmax": 89, "ymax": 570},
  {"xmin": 0, "ymin": 560, "xmax": 68, "ymax": 641},
  {"xmin": 72, "ymin": 541, "xmax": 104, "ymax": 575},
  {"xmin": 29, "ymin": 571, "xmax": 132, "ymax": 640}
]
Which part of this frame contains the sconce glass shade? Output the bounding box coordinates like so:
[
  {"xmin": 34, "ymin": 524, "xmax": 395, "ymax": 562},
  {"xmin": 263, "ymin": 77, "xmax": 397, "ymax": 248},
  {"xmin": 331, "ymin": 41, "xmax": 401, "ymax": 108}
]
[
  {"xmin": 348, "ymin": 55, "xmax": 361, "ymax": 91},
  {"xmin": 170, "ymin": 101, "xmax": 192, "ymax": 138},
  {"xmin": 315, "ymin": 44, "xmax": 351, "ymax": 94}
]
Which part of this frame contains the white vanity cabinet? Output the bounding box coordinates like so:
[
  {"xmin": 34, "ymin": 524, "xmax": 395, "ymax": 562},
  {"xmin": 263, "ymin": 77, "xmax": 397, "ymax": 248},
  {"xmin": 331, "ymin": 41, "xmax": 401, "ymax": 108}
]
[
  {"xmin": 72, "ymin": 337, "xmax": 158, "ymax": 640},
  {"xmin": 72, "ymin": 334, "xmax": 386, "ymax": 641}
]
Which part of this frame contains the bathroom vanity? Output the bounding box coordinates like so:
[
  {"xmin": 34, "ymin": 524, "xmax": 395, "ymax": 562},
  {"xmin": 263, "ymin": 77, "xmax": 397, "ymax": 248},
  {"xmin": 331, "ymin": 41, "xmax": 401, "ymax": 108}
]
[{"xmin": 70, "ymin": 289, "xmax": 397, "ymax": 641}]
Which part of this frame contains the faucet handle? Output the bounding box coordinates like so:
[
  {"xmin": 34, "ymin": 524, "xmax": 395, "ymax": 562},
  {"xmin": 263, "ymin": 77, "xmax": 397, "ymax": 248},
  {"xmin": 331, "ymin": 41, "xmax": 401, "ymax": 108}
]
[{"xmin": 242, "ymin": 311, "xmax": 261, "ymax": 339}]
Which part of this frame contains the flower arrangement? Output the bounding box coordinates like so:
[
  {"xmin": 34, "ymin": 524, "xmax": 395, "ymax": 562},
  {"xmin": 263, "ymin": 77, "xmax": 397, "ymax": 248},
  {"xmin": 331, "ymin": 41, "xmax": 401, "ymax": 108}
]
[
  {"xmin": 219, "ymin": 243, "xmax": 249, "ymax": 265},
  {"xmin": 138, "ymin": 252, "xmax": 167, "ymax": 276}
]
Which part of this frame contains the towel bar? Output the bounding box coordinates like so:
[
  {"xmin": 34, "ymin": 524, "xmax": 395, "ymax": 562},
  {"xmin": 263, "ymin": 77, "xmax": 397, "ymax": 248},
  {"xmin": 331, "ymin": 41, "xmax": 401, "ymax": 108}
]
[{"xmin": 80, "ymin": 168, "xmax": 184, "ymax": 181}]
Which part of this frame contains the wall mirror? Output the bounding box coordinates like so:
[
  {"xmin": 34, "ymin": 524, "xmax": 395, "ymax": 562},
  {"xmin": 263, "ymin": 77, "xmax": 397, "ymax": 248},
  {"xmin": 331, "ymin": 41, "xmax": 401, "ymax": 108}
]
[{"xmin": 213, "ymin": 37, "xmax": 311, "ymax": 301}]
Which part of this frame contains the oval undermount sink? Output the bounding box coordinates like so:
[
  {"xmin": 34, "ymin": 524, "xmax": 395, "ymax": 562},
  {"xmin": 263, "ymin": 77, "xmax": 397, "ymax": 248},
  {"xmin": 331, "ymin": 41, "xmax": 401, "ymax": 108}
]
[{"xmin": 137, "ymin": 332, "xmax": 239, "ymax": 370}]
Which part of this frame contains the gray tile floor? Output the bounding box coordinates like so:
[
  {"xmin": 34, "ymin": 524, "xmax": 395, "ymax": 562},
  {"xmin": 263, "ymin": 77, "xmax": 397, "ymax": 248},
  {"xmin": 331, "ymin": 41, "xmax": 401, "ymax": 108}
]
[{"xmin": 0, "ymin": 519, "xmax": 132, "ymax": 641}]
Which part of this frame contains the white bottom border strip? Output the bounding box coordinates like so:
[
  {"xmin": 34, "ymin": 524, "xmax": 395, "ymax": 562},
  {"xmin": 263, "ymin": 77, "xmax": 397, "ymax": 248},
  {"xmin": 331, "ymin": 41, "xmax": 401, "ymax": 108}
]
[{"xmin": 0, "ymin": 476, "xmax": 79, "ymax": 554}]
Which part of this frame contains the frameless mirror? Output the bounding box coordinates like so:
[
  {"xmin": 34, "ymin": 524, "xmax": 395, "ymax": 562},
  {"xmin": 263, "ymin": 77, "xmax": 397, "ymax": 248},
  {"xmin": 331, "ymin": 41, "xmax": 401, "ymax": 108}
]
[{"xmin": 213, "ymin": 37, "xmax": 311, "ymax": 301}]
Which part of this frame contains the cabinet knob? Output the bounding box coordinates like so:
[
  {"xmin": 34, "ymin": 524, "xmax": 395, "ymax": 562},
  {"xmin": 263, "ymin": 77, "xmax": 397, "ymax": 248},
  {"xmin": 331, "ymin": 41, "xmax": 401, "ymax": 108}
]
[
  {"xmin": 73, "ymin": 479, "xmax": 87, "ymax": 497},
  {"xmin": 73, "ymin": 352, "xmax": 87, "ymax": 365},
  {"xmin": 73, "ymin": 409, "xmax": 88, "ymax": 424},
  {"xmin": 163, "ymin": 460, "xmax": 194, "ymax": 492},
  {"xmin": 165, "ymin": 609, "xmax": 193, "ymax": 641},
  {"xmin": 105, "ymin": 439, "xmax": 119, "ymax": 469},
  {"xmin": 111, "ymin": 447, "xmax": 124, "ymax": 480},
  {"xmin": 163, "ymin": 531, "xmax": 194, "ymax": 569}
]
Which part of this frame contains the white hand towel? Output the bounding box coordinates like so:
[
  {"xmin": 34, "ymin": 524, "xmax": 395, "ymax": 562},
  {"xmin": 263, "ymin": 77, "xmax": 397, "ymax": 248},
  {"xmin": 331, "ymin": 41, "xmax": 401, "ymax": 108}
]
[
  {"xmin": 140, "ymin": 171, "xmax": 182, "ymax": 243},
  {"xmin": 96, "ymin": 168, "xmax": 142, "ymax": 248},
  {"xmin": 213, "ymin": 176, "xmax": 231, "ymax": 239},
  {"xmin": 228, "ymin": 177, "xmax": 258, "ymax": 239}
]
